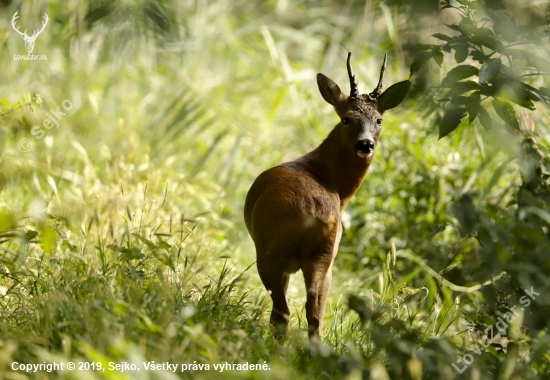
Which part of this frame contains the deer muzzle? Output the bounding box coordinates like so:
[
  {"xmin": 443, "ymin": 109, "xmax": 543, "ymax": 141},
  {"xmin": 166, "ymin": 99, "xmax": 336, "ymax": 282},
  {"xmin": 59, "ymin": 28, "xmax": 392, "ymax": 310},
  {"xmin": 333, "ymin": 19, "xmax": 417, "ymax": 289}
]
[{"xmin": 355, "ymin": 139, "xmax": 375, "ymax": 158}]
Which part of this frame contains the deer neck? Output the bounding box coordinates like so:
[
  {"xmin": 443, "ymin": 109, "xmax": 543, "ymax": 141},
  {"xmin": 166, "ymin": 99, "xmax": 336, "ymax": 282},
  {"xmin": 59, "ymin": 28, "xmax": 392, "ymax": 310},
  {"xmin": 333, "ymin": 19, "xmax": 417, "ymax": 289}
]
[{"xmin": 302, "ymin": 125, "xmax": 372, "ymax": 209}]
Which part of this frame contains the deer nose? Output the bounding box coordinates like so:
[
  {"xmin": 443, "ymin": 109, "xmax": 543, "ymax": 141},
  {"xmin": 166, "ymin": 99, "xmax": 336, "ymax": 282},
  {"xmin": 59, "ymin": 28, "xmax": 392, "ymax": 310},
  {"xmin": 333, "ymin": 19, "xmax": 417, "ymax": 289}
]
[{"xmin": 355, "ymin": 139, "xmax": 375, "ymax": 155}]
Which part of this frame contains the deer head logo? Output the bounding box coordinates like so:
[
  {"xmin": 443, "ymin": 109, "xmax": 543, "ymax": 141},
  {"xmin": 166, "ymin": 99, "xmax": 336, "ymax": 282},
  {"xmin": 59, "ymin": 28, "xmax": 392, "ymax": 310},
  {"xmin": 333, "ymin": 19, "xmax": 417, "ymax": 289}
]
[{"xmin": 11, "ymin": 11, "xmax": 49, "ymax": 54}]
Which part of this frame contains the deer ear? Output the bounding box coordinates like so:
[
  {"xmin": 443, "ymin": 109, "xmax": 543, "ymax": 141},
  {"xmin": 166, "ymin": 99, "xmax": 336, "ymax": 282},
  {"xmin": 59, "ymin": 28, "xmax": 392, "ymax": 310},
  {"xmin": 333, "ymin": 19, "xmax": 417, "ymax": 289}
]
[
  {"xmin": 377, "ymin": 80, "xmax": 411, "ymax": 114},
  {"xmin": 317, "ymin": 73, "xmax": 346, "ymax": 106}
]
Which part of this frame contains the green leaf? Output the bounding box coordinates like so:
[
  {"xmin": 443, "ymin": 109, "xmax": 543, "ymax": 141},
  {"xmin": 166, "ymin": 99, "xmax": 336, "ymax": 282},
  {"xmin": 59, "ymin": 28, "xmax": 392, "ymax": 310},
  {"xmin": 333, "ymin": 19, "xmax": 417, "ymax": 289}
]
[
  {"xmin": 23, "ymin": 230, "xmax": 39, "ymax": 242},
  {"xmin": 451, "ymin": 194, "xmax": 479, "ymax": 235},
  {"xmin": 138, "ymin": 313, "xmax": 164, "ymax": 334},
  {"xmin": 412, "ymin": 43, "xmax": 437, "ymax": 51},
  {"xmin": 468, "ymin": 103, "xmax": 478, "ymax": 124},
  {"xmin": 479, "ymin": 159, "xmax": 511, "ymax": 201},
  {"xmin": 454, "ymin": 45, "xmax": 469, "ymax": 63},
  {"xmin": 432, "ymin": 33, "xmax": 451, "ymax": 42},
  {"xmin": 445, "ymin": 24, "xmax": 462, "ymax": 33},
  {"xmin": 441, "ymin": 65, "xmax": 479, "ymax": 87},
  {"xmin": 458, "ymin": 16, "xmax": 475, "ymax": 30},
  {"xmin": 40, "ymin": 225, "xmax": 57, "ymax": 254},
  {"xmin": 505, "ymin": 49, "xmax": 550, "ymax": 71},
  {"xmin": 485, "ymin": 0, "xmax": 506, "ymax": 10},
  {"xmin": 439, "ymin": 107, "xmax": 467, "ymax": 139},
  {"xmin": 470, "ymin": 50, "xmax": 487, "ymax": 64},
  {"xmin": 451, "ymin": 96, "xmax": 475, "ymax": 106},
  {"xmin": 443, "ymin": 81, "xmax": 480, "ymax": 97},
  {"xmin": 410, "ymin": 51, "xmax": 433, "ymax": 77},
  {"xmin": 493, "ymin": 14, "xmax": 525, "ymax": 43},
  {"xmin": 479, "ymin": 58, "xmax": 502, "ymax": 84},
  {"xmin": 133, "ymin": 233, "xmax": 156, "ymax": 249},
  {"xmin": 471, "ymin": 28, "xmax": 504, "ymax": 52},
  {"xmin": 428, "ymin": 225, "xmax": 447, "ymax": 239},
  {"xmin": 121, "ymin": 247, "xmax": 144, "ymax": 260},
  {"xmin": 492, "ymin": 99, "xmax": 519, "ymax": 129},
  {"xmin": 477, "ymin": 106, "xmax": 493, "ymax": 130},
  {"xmin": 507, "ymin": 96, "xmax": 535, "ymax": 110},
  {"xmin": 433, "ymin": 51, "xmax": 444, "ymax": 67},
  {"xmin": 348, "ymin": 295, "xmax": 373, "ymax": 321},
  {"xmin": 467, "ymin": 92, "xmax": 481, "ymax": 124},
  {"xmin": 0, "ymin": 211, "xmax": 15, "ymax": 232}
]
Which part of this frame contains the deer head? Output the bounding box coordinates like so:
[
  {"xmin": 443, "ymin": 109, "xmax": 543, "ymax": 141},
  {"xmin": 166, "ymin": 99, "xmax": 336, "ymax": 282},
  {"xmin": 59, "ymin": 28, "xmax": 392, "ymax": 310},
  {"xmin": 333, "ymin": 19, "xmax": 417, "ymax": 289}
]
[
  {"xmin": 317, "ymin": 52, "xmax": 411, "ymax": 159},
  {"xmin": 11, "ymin": 11, "xmax": 49, "ymax": 54}
]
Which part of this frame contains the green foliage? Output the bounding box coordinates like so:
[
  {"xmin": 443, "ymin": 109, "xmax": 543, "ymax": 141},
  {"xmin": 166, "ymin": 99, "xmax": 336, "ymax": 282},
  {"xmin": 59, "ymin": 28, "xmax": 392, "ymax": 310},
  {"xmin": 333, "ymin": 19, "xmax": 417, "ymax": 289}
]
[
  {"xmin": 405, "ymin": 0, "xmax": 550, "ymax": 377},
  {"xmin": 0, "ymin": 0, "xmax": 549, "ymax": 379},
  {"xmin": 410, "ymin": 0, "xmax": 550, "ymax": 138},
  {"xmin": 0, "ymin": 94, "xmax": 42, "ymax": 117}
]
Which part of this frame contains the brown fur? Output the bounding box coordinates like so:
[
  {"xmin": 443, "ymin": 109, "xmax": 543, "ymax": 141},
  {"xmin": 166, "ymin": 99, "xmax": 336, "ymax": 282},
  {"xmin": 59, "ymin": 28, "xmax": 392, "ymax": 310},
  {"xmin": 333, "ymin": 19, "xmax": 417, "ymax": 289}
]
[{"xmin": 244, "ymin": 55, "xmax": 409, "ymax": 339}]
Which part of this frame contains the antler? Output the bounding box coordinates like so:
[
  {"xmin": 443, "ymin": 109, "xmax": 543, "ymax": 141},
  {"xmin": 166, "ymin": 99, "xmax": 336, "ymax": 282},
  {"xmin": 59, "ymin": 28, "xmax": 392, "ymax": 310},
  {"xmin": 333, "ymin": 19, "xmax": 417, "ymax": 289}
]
[
  {"xmin": 368, "ymin": 54, "xmax": 387, "ymax": 100},
  {"xmin": 347, "ymin": 52, "xmax": 359, "ymax": 99},
  {"xmin": 11, "ymin": 11, "xmax": 48, "ymax": 38},
  {"xmin": 11, "ymin": 11, "xmax": 27, "ymax": 37},
  {"xmin": 31, "ymin": 13, "xmax": 49, "ymax": 38}
]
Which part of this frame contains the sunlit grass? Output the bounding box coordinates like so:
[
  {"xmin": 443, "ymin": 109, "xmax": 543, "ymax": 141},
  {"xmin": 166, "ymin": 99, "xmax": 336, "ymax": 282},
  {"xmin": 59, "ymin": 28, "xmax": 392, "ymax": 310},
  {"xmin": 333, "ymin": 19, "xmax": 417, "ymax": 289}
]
[{"xmin": 1, "ymin": 0, "xmax": 548, "ymax": 379}]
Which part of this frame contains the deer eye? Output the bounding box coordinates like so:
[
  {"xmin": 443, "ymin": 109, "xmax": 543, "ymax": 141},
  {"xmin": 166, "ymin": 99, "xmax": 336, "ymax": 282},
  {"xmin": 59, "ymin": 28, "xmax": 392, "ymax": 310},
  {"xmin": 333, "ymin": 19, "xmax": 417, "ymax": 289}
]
[
  {"xmin": 342, "ymin": 117, "xmax": 351, "ymax": 125},
  {"xmin": 376, "ymin": 118, "xmax": 382, "ymax": 125}
]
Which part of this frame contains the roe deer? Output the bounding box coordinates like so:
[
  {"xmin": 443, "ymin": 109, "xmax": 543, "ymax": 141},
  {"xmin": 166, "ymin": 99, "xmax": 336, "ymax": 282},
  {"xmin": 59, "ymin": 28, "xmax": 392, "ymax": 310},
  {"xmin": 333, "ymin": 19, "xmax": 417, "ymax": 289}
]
[{"xmin": 244, "ymin": 52, "xmax": 410, "ymax": 339}]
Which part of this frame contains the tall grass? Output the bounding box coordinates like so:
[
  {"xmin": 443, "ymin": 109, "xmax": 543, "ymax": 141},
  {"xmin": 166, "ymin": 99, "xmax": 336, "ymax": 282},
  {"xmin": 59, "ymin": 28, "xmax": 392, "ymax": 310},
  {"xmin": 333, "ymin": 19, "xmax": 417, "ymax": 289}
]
[{"xmin": 1, "ymin": 0, "xmax": 546, "ymax": 379}]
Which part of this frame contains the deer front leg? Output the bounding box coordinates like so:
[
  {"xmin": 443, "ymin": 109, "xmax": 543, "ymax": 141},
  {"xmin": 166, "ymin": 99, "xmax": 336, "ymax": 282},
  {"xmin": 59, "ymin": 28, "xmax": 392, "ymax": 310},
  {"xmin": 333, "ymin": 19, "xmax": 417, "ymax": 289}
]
[
  {"xmin": 302, "ymin": 223, "xmax": 341, "ymax": 339},
  {"xmin": 317, "ymin": 268, "xmax": 332, "ymax": 336},
  {"xmin": 302, "ymin": 256, "xmax": 333, "ymax": 339}
]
